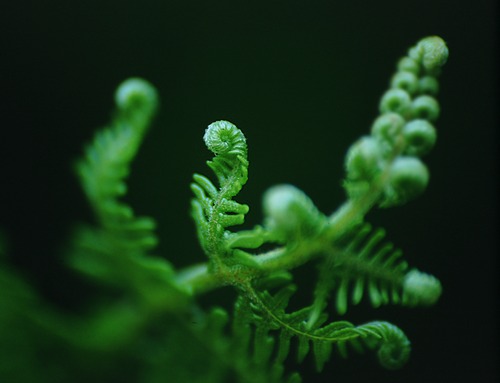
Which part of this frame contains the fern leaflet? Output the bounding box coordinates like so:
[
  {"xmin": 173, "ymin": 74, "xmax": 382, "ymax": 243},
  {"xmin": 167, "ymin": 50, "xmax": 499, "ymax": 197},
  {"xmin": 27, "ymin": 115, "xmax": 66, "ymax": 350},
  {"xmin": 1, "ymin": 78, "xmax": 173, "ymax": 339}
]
[{"xmin": 309, "ymin": 223, "xmax": 442, "ymax": 318}]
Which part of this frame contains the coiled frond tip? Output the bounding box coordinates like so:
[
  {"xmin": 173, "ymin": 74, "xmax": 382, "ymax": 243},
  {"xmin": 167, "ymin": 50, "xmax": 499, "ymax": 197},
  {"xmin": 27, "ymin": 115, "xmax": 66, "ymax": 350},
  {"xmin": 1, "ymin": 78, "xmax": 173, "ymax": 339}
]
[{"xmin": 115, "ymin": 77, "xmax": 158, "ymax": 113}]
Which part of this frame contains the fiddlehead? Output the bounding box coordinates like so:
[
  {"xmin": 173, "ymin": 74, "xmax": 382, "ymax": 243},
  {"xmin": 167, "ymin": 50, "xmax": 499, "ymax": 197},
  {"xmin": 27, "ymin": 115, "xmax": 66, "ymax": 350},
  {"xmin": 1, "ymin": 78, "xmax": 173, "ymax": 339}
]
[
  {"xmin": 191, "ymin": 121, "xmax": 249, "ymax": 243},
  {"xmin": 191, "ymin": 121, "xmax": 268, "ymax": 275},
  {"xmin": 203, "ymin": 120, "xmax": 248, "ymax": 197}
]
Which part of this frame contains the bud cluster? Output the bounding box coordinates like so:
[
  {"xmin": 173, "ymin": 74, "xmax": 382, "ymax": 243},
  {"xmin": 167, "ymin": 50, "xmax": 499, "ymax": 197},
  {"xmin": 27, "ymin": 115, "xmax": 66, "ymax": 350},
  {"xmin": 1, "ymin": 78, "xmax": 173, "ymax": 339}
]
[{"xmin": 344, "ymin": 36, "xmax": 448, "ymax": 207}]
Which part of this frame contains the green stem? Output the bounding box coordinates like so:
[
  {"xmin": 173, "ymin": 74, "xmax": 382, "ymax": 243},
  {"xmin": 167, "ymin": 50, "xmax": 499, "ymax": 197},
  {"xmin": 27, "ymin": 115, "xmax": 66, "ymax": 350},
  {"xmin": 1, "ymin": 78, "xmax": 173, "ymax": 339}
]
[{"xmin": 175, "ymin": 262, "xmax": 220, "ymax": 295}]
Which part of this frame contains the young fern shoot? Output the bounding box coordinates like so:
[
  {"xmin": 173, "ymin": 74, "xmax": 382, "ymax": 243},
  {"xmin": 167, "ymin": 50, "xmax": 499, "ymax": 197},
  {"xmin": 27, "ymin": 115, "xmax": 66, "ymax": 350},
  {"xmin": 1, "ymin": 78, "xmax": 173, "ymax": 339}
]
[
  {"xmin": 7, "ymin": 35, "xmax": 447, "ymax": 383},
  {"xmin": 187, "ymin": 36, "xmax": 447, "ymax": 380},
  {"xmin": 0, "ymin": 35, "xmax": 449, "ymax": 383}
]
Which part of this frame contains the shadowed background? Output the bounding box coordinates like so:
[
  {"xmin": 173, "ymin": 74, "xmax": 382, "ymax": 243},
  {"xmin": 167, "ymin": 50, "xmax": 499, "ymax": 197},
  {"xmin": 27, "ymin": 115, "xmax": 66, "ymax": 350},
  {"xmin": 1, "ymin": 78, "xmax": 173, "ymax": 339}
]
[{"xmin": 1, "ymin": 1, "xmax": 497, "ymax": 382}]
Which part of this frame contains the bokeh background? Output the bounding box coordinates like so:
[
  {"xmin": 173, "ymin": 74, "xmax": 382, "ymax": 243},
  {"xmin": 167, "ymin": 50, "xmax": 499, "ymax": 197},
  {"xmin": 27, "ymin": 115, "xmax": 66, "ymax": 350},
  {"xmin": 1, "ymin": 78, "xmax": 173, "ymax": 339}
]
[{"xmin": 1, "ymin": 0, "xmax": 497, "ymax": 382}]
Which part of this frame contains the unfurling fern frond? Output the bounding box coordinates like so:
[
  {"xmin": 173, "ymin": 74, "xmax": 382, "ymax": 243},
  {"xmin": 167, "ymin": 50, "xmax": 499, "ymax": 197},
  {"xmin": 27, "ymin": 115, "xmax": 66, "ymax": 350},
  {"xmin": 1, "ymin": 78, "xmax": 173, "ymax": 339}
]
[
  {"xmin": 191, "ymin": 121, "xmax": 264, "ymax": 265},
  {"xmin": 240, "ymin": 285, "xmax": 410, "ymax": 375},
  {"xmin": 203, "ymin": 121, "xmax": 248, "ymax": 198},
  {"xmin": 75, "ymin": 78, "xmax": 159, "ymax": 255},
  {"xmin": 310, "ymin": 223, "xmax": 441, "ymax": 317},
  {"xmin": 68, "ymin": 79, "xmax": 190, "ymax": 310}
]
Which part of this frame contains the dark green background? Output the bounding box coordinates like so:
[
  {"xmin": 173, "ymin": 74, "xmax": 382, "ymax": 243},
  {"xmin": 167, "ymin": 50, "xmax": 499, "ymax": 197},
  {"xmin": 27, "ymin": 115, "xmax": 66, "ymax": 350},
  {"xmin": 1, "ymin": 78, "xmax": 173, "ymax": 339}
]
[{"xmin": 1, "ymin": 1, "xmax": 497, "ymax": 382}]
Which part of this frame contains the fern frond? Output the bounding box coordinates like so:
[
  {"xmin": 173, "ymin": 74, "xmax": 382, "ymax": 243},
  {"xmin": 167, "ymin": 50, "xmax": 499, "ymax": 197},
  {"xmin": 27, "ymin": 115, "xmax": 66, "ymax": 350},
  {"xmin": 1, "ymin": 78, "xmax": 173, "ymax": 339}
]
[
  {"xmin": 70, "ymin": 79, "xmax": 160, "ymax": 280},
  {"xmin": 242, "ymin": 285, "xmax": 410, "ymax": 374},
  {"xmin": 75, "ymin": 78, "xmax": 159, "ymax": 255},
  {"xmin": 310, "ymin": 223, "xmax": 441, "ymax": 316},
  {"xmin": 190, "ymin": 120, "xmax": 269, "ymax": 268},
  {"xmin": 68, "ymin": 79, "xmax": 192, "ymax": 310}
]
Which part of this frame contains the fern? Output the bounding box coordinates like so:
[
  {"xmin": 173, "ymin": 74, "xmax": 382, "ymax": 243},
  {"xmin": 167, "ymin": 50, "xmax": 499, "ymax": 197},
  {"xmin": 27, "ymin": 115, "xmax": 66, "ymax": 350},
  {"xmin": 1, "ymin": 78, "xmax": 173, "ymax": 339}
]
[
  {"xmin": 310, "ymin": 223, "xmax": 442, "ymax": 318},
  {"xmin": 68, "ymin": 79, "xmax": 188, "ymax": 308},
  {"xmin": 0, "ymin": 36, "xmax": 448, "ymax": 382},
  {"xmin": 246, "ymin": 285, "xmax": 411, "ymax": 371},
  {"xmin": 185, "ymin": 35, "xmax": 447, "ymax": 380},
  {"xmin": 65, "ymin": 79, "xmax": 192, "ymax": 351},
  {"xmin": 74, "ymin": 78, "xmax": 159, "ymax": 256},
  {"xmin": 190, "ymin": 121, "xmax": 251, "ymax": 260}
]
